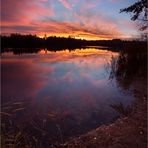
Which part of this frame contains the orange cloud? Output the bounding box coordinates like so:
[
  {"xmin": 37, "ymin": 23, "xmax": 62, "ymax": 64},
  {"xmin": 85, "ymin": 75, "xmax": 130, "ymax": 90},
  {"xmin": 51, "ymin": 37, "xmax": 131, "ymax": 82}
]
[{"xmin": 1, "ymin": 0, "xmax": 134, "ymax": 40}]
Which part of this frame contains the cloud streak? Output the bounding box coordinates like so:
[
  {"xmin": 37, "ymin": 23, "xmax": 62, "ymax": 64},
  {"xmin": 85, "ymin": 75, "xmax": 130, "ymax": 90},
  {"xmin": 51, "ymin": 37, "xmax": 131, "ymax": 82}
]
[
  {"xmin": 1, "ymin": 0, "xmax": 138, "ymax": 40},
  {"xmin": 1, "ymin": 0, "xmax": 54, "ymax": 24},
  {"xmin": 59, "ymin": 0, "xmax": 72, "ymax": 10}
]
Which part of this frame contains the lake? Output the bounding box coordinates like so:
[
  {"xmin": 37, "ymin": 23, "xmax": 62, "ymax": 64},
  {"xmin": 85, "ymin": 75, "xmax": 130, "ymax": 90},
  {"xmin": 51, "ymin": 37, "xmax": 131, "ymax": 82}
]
[{"xmin": 1, "ymin": 48, "xmax": 135, "ymax": 147}]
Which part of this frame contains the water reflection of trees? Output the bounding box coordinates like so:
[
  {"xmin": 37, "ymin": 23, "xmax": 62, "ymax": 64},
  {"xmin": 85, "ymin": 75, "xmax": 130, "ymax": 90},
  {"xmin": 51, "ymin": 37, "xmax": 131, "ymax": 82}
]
[
  {"xmin": 1, "ymin": 48, "xmax": 41, "ymax": 55},
  {"xmin": 109, "ymin": 46, "xmax": 147, "ymax": 90},
  {"xmin": 109, "ymin": 45, "xmax": 147, "ymax": 116}
]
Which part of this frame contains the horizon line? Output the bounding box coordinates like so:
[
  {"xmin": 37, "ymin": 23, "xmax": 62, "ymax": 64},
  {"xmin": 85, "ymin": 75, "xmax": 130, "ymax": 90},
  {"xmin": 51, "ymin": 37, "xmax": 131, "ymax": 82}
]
[{"xmin": 1, "ymin": 33, "xmax": 137, "ymax": 41}]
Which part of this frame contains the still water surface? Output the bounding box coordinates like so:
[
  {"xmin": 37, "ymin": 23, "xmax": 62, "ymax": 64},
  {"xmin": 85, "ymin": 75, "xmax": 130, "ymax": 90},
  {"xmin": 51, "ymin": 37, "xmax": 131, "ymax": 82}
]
[{"xmin": 1, "ymin": 48, "xmax": 135, "ymax": 146}]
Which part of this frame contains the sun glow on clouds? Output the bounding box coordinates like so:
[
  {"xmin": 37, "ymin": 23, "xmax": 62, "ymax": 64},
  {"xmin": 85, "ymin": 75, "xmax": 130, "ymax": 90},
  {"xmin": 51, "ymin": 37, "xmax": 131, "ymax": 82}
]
[{"xmin": 1, "ymin": 0, "xmax": 138, "ymax": 40}]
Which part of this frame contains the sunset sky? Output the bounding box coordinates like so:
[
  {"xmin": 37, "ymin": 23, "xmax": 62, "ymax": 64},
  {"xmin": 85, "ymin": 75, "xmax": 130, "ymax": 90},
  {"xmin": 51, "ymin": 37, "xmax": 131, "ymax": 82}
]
[{"xmin": 1, "ymin": 0, "xmax": 139, "ymax": 40}]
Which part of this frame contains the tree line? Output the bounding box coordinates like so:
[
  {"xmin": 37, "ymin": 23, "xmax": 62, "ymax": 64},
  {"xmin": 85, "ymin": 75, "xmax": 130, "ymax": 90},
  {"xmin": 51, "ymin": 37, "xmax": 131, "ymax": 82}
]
[{"xmin": 1, "ymin": 34, "xmax": 146, "ymax": 51}]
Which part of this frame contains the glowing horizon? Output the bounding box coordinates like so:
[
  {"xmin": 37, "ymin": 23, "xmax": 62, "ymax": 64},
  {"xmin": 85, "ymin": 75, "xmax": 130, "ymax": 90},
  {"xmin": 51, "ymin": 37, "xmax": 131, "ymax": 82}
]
[
  {"xmin": 37, "ymin": 33, "xmax": 113, "ymax": 40},
  {"xmin": 1, "ymin": 0, "xmax": 139, "ymax": 40}
]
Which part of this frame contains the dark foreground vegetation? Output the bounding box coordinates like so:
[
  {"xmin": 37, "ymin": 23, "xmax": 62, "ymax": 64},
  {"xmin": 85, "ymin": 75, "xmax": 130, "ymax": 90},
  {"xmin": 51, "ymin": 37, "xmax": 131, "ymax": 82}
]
[{"xmin": 1, "ymin": 34, "xmax": 146, "ymax": 52}]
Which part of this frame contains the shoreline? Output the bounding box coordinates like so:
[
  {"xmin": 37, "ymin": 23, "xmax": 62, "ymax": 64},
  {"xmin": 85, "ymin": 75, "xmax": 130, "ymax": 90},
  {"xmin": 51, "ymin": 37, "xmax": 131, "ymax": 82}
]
[{"xmin": 60, "ymin": 79, "xmax": 147, "ymax": 148}]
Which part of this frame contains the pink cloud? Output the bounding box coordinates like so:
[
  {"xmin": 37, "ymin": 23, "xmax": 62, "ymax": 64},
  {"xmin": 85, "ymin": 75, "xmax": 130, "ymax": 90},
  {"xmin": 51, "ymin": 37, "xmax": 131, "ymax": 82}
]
[
  {"xmin": 1, "ymin": 0, "xmax": 132, "ymax": 39},
  {"xmin": 119, "ymin": 19, "xmax": 137, "ymax": 30},
  {"xmin": 1, "ymin": 17, "xmax": 123, "ymax": 39},
  {"xmin": 1, "ymin": 0, "xmax": 54, "ymax": 25},
  {"xmin": 80, "ymin": 1, "xmax": 96, "ymax": 10},
  {"xmin": 73, "ymin": 12, "xmax": 123, "ymax": 37},
  {"xmin": 59, "ymin": 0, "xmax": 72, "ymax": 10}
]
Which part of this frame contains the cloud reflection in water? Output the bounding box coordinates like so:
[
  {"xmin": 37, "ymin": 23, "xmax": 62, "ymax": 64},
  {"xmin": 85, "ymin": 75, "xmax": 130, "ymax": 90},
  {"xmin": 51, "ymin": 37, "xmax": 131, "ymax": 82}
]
[{"xmin": 1, "ymin": 48, "xmax": 134, "ymax": 141}]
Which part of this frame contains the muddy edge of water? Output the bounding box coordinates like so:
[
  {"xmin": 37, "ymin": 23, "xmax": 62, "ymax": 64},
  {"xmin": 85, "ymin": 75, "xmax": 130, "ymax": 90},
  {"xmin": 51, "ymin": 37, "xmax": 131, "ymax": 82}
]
[{"xmin": 60, "ymin": 78, "xmax": 147, "ymax": 148}]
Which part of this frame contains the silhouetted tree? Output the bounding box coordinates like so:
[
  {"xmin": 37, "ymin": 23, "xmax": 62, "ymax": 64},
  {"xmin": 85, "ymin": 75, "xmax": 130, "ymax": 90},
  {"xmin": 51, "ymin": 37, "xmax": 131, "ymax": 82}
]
[
  {"xmin": 1, "ymin": 33, "xmax": 146, "ymax": 52},
  {"xmin": 120, "ymin": 0, "xmax": 147, "ymax": 31}
]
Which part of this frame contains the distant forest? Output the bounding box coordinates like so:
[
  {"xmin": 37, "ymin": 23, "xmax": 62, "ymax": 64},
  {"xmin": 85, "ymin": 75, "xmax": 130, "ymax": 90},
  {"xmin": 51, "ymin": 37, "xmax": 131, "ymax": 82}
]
[{"xmin": 1, "ymin": 34, "xmax": 146, "ymax": 51}]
